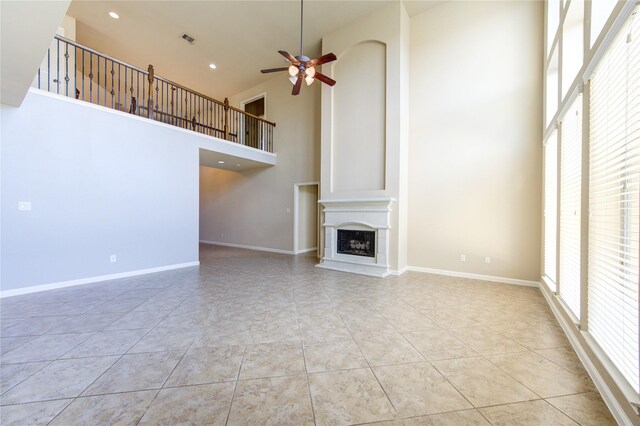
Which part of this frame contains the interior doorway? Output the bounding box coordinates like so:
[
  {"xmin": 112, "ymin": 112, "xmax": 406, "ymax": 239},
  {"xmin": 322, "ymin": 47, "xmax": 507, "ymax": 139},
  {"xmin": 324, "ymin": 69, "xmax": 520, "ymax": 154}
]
[
  {"xmin": 241, "ymin": 93, "xmax": 266, "ymax": 149},
  {"xmin": 294, "ymin": 183, "xmax": 320, "ymax": 255}
]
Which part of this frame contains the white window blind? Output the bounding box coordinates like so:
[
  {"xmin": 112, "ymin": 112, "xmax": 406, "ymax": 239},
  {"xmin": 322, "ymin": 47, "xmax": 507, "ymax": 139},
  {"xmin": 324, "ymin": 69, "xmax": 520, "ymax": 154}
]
[
  {"xmin": 588, "ymin": 6, "xmax": 640, "ymax": 393},
  {"xmin": 544, "ymin": 130, "xmax": 558, "ymax": 290},
  {"xmin": 559, "ymin": 95, "xmax": 582, "ymax": 319}
]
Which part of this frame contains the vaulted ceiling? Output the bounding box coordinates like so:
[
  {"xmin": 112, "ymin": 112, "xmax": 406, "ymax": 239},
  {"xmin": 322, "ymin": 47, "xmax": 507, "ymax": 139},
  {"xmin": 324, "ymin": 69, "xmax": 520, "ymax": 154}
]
[{"xmin": 67, "ymin": 1, "xmax": 443, "ymax": 100}]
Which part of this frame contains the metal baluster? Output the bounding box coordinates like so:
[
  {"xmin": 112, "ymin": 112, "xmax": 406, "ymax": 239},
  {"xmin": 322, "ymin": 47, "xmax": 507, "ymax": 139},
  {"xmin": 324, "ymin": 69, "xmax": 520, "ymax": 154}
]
[
  {"xmin": 130, "ymin": 68, "xmax": 134, "ymax": 113},
  {"xmin": 141, "ymin": 71, "xmax": 144, "ymax": 116},
  {"xmin": 81, "ymin": 49, "xmax": 84, "ymax": 101},
  {"xmin": 104, "ymin": 56, "xmax": 107, "ymax": 106},
  {"xmin": 117, "ymin": 64, "xmax": 121, "ymax": 111},
  {"xmin": 197, "ymin": 97, "xmax": 201, "ymax": 133},
  {"xmin": 110, "ymin": 62, "xmax": 115, "ymax": 108},
  {"xmin": 97, "ymin": 56, "xmax": 100, "ymax": 104},
  {"xmin": 136, "ymin": 71, "xmax": 144, "ymax": 115},
  {"xmin": 89, "ymin": 53, "xmax": 93, "ymax": 103},
  {"xmin": 56, "ymin": 39, "xmax": 60, "ymax": 94},
  {"xmin": 64, "ymin": 42, "xmax": 69, "ymax": 96},
  {"xmin": 155, "ymin": 79, "xmax": 159, "ymax": 120},
  {"xmin": 171, "ymin": 86, "xmax": 175, "ymax": 125},
  {"xmin": 124, "ymin": 65, "xmax": 128, "ymax": 111},
  {"xmin": 74, "ymin": 46, "xmax": 77, "ymax": 99}
]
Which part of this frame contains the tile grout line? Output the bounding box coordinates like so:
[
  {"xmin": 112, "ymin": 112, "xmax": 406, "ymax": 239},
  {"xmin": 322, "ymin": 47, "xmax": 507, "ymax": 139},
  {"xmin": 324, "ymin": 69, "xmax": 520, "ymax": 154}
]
[
  {"xmin": 45, "ymin": 284, "xmax": 197, "ymax": 425},
  {"xmin": 133, "ymin": 339, "xmax": 197, "ymax": 425},
  {"xmin": 222, "ymin": 269, "xmax": 247, "ymax": 426},
  {"xmin": 335, "ymin": 305, "xmax": 400, "ymax": 421},
  {"xmin": 298, "ymin": 317, "xmax": 318, "ymax": 426}
]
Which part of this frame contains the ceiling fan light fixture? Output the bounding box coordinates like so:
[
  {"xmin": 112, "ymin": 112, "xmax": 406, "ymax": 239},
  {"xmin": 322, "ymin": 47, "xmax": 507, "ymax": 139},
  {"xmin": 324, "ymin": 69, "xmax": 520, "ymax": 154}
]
[{"xmin": 258, "ymin": 0, "xmax": 337, "ymax": 95}]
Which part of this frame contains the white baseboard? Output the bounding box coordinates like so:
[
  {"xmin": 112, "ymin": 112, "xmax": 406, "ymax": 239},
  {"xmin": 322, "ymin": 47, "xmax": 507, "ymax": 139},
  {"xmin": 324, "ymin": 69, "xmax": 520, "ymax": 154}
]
[
  {"xmin": 0, "ymin": 261, "xmax": 200, "ymax": 299},
  {"xmin": 295, "ymin": 247, "xmax": 318, "ymax": 255},
  {"xmin": 540, "ymin": 286, "xmax": 633, "ymax": 426},
  {"xmin": 200, "ymin": 240, "xmax": 295, "ymax": 255},
  {"xmin": 389, "ymin": 266, "xmax": 409, "ymax": 276},
  {"xmin": 405, "ymin": 266, "xmax": 539, "ymax": 287}
]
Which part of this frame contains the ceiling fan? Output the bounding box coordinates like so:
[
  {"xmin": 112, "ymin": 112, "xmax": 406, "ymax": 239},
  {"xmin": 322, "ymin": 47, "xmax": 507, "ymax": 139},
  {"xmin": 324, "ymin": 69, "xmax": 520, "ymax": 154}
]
[{"xmin": 260, "ymin": 0, "xmax": 337, "ymax": 96}]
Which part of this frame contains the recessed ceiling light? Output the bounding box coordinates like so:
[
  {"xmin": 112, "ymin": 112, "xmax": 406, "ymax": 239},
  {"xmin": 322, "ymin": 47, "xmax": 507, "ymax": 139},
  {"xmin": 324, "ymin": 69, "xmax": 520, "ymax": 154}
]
[
  {"xmin": 236, "ymin": 164, "xmax": 241, "ymax": 167},
  {"xmin": 218, "ymin": 160, "xmax": 225, "ymax": 164},
  {"xmin": 108, "ymin": 11, "xmax": 119, "ymax": 19},
  {"xmin": 209, "ymin": 63, "xmax": 217, "ymax": 70}
]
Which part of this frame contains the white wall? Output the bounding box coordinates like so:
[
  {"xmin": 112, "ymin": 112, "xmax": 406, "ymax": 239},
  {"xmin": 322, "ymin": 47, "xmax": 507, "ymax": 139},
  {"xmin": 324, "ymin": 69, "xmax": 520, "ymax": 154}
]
[
  {"xmin": 408, "ymin": 1, "xmax": 543, "ymax": 281},
  {"xmin": 1, "ymin": 90, "xmax": 200, "ymax": 292},
  {"xmin": 199, "ymin": 76, "xmax": 320, "ymax": 252}
]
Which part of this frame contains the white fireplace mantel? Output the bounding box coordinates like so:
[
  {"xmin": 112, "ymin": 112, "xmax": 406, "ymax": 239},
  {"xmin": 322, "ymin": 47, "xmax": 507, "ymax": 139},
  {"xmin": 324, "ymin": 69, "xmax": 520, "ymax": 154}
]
[{"xmin": 316, "ymin": 198, "xmax": 395, "ymax": 277}]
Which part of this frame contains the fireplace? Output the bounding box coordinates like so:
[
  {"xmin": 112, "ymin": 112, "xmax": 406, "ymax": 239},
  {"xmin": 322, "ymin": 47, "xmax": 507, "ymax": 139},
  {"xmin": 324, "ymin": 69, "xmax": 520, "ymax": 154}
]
[
  {"xmin": 337, "ymin": 230, "xmax": 375, "ymax": 257},
  {"xmin": 316, "ymin": 198, "xmax": 394, "ymax": 277}
]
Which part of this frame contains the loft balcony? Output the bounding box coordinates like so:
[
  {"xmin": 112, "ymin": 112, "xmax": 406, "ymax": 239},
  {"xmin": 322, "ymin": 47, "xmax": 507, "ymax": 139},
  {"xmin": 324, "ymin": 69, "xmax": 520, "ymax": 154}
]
[{"xmin": 32, "ymin": 35, "xmax": 276, "ymax": 169}]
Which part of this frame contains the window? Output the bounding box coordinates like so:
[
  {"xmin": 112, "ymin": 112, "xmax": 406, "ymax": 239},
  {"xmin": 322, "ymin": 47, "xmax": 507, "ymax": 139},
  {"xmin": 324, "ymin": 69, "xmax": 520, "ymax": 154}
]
[
  {"xmin": 591, "ymin": 0, "xmax": 618, "ymax": 47},
  {"xmin": 588, "ymin": 7, "xmax": 640, "ymax": 393},
  {"xmin": 547, "ymin": 0, "xmax": 561, "ymax": 55},
  {"xmin": 547, "ymin": 49, "xmax": 559, "ymax": 125},
  {"xmin": 544, "ymin": 1, "xmax": 640, "ymax": 405},
  {"xmin": 562, "ymin": 0, "xmax": 584, "ymax": 98},
  {"xmin": 544, "ymin": 130, "xmax": 558, "ymax": 290},
  {"xmin": 559, "ymin": 95, "xmax": 582, "ymax": 319}
]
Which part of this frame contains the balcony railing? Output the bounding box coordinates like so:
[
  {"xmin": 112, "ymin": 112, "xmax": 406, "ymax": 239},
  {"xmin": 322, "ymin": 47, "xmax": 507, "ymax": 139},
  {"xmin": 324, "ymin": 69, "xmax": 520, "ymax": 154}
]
[{"xmin": 33, "ymin": 35, "xmax": 275, "ymax": 153}]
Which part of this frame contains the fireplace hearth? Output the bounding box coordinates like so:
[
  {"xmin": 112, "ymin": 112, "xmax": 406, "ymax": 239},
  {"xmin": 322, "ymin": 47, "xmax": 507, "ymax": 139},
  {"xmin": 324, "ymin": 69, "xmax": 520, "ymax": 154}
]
[{"xmin": 337, "ymin": 230, "xmax": 375, "ymax": 257}]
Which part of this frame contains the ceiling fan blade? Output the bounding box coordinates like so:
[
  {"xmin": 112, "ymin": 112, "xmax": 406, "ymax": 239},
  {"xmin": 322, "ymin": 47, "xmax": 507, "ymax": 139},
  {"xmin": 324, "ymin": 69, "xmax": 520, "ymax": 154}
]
[
  {"xmin": 261, "ymin": 67, "xmax": 289, "ymax": 74},
  {"xmin": 313, "ymin": 71, "xmax": 336, "ymax": 87},
  {"xmin": 278, "ymin": 50, "xmax": 299, "ymax": 65},
  {"xmin": 292, "ymin": 74, "xmax": 303, "ymax": 95},
  {"xmin": 309, "ymin": 53, "xmax": 337, "ymax": 67}
]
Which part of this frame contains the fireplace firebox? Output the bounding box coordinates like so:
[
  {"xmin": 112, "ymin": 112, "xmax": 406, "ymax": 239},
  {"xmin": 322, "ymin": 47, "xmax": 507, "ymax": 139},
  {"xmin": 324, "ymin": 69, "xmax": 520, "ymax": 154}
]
[{"xmin": 337, "ymin": 230, "xmax": 376, "ymax": 258}]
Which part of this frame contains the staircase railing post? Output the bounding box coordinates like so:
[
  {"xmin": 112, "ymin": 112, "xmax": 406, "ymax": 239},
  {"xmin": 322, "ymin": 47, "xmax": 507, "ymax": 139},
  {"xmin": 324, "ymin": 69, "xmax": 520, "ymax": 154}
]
[
  {"xmin": 147, "ymin": 64, "xmax": 154, "ymax": 119},
  {"xmin": 224, "ymin": 97, "xmax": 230, "ymax": 140}
]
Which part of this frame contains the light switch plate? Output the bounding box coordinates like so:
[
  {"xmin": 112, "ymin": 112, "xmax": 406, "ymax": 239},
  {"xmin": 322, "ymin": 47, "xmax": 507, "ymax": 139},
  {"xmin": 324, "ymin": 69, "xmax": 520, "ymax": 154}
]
[{"xmin": 18, "ymin": 202, "xmax": 32, "ymax": 211}]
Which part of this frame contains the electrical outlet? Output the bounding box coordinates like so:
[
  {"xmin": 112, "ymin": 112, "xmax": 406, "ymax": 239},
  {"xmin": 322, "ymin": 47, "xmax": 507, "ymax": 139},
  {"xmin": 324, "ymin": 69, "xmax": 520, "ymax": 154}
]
[
  {"xmin": 18, "ymin": 202, "xmax": 32, "ymax": 211},
  {"xmin": 110, "ymin": 255, "xmax": 117, "ymax": 263},
  {"xmin": 286, "ymin": 208, "xmax": 291, "ymax": 213},
  {"xmin": 485, "ymin": 257, "xmax": 491, "ymax": 264},
  {"xmin": 460, "ymin": 254, "xmax": 466, "ymax": 262}
]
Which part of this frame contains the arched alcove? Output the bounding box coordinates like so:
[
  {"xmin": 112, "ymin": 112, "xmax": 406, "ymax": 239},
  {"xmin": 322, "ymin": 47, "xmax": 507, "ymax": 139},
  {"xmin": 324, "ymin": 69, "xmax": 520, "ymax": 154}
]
[{"xmin": 331, "ymin": 40, "xmax": 386, "ymax": 192}]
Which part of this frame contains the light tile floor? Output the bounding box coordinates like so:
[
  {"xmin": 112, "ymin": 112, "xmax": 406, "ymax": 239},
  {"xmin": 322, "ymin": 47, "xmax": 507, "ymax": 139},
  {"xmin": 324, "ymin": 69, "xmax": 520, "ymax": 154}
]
[{"xmin": 0, "ymin": 245, "xmax": 616, "ymax": 425}]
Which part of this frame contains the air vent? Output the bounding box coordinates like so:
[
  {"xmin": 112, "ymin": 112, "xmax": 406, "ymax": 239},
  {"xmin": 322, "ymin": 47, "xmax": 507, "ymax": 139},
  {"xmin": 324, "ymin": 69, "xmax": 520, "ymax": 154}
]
[{"xmin": 180, "ymin": 33, "xmax": 195, "ymax": 44}]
